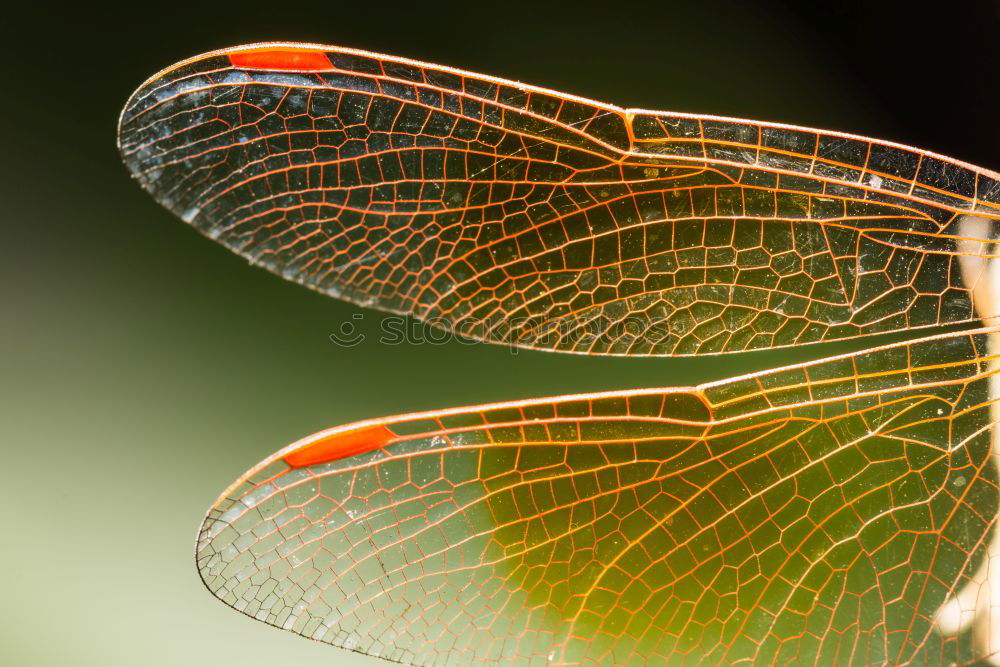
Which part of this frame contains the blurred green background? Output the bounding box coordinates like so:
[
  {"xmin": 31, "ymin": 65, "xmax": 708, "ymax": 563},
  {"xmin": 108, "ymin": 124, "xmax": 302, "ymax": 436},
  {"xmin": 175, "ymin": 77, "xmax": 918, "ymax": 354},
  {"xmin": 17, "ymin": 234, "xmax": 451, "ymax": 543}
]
[{"xmin": 4, "ymin": 1, "xmax": 1000, "ymax": 664}]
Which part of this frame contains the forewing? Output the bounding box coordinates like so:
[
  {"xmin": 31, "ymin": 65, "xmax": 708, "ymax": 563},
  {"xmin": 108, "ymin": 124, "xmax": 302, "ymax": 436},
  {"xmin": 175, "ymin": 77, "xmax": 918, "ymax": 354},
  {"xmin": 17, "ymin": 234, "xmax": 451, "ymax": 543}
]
[
  {"xmin": 197, "ymin": 326, "xmax": 1000, "ymax": 665},
  {"xmin": 119, "ymin": 43, "xmax": 1000, "ymax": 355}
]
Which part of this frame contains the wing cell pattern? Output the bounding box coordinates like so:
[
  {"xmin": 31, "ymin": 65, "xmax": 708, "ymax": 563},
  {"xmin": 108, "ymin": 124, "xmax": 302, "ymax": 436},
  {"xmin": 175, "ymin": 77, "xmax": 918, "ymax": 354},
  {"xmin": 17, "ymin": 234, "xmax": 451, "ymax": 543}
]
[
  {"xmin": 119, "ymin": 45, "xmax": 1000, "ymax": 664},
  {"xmin": 118, "ymin": 45, "xmax": 1000, "ymax": 355},
  {"xmin": 197, "ymin": 328, "xmax": 1000, "ymax": 665}
]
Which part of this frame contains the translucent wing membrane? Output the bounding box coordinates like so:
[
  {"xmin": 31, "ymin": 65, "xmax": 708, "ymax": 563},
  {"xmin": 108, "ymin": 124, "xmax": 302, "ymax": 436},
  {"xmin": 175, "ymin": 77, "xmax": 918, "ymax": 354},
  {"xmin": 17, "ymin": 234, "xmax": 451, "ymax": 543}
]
[
  {"xmin": 121, "ymin": 44, "xmax": 1000, "ymax": 665},
  {"xmin": 119, "ymin": 43, "xmax": 1000, "ymax": 355},
  {"xmin": 197, "ymin": 326, "xmax": 1000, "ymax": 665}
]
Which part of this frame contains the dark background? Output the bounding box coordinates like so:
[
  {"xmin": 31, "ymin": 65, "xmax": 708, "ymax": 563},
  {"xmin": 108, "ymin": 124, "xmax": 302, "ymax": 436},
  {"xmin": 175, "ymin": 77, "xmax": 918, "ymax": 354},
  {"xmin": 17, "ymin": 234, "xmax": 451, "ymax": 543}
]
[{"xmin": 4, "ymin": 2, "xmax": 1000, "ymax": 664}]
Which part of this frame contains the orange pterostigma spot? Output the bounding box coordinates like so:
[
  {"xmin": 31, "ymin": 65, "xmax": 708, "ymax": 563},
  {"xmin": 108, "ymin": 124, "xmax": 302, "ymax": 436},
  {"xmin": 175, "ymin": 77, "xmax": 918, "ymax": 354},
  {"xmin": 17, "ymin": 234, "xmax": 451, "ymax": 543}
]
[
  {"xmin": 283, "ymin": 424, "xmax": 395, "ymax": 467},
  {"xmin": 228, "ymin": 48, "xmax": 332, "ymax": 71}
]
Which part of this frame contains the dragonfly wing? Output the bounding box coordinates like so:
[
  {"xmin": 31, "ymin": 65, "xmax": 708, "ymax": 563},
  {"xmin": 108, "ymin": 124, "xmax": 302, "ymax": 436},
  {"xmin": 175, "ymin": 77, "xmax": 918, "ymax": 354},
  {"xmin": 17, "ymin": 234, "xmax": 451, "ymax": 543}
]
[
  {"xmin": 119, "ymin": 44, "xmax": 1000, "ymax": 356},
  {"xmin": 120, "ymin": 42, "xmax": 1000, "ymax": 664},
  {"xmin": 197, "ymin": 326, "xmax": 1000, "ymax": 665}
]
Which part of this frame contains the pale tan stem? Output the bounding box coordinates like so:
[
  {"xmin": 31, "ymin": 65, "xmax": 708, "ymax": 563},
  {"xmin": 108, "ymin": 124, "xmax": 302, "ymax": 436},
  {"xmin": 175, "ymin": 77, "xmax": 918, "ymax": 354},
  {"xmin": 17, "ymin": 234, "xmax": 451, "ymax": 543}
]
[{"xmin": 936, "ymin": 216, "xmax": 1000, "ymax": 662}]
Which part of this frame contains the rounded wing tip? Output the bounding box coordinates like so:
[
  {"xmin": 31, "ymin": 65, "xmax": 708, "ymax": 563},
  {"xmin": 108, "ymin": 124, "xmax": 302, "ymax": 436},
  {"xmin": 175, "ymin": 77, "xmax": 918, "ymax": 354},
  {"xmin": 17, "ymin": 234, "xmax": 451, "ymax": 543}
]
[{"xmin": 116, "ymin": 42, "xmax": 325, "ymax": 151}]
